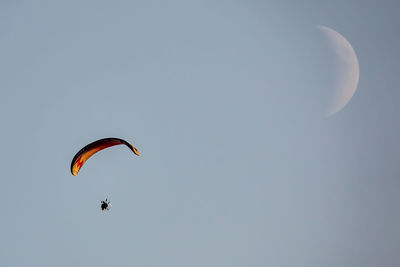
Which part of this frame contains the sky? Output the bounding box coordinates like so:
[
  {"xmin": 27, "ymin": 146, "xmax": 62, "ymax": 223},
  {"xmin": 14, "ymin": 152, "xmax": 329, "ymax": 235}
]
[{"xmin": 0, "ymin": 0, "xmax": 399, "ymax": 266}]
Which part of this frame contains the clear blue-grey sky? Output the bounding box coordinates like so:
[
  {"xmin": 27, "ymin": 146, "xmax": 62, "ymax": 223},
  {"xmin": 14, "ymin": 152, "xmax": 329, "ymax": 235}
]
[{"xmin": 0, "ymin": 1, "xmax": 399, "ymax": 266}]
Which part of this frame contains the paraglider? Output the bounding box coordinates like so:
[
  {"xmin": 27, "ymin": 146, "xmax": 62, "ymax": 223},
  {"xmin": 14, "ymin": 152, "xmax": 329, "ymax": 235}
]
[
  {"xmin": 70, "ymin": 137, "xmax": 139, "ymax": 212},
  {"xmin": 70, "ymin": 137, "xmax": 139, "ymax": 176},
  {"xmin": 101, "ymin": 198, "xmax": 111, "ymax": 211}
]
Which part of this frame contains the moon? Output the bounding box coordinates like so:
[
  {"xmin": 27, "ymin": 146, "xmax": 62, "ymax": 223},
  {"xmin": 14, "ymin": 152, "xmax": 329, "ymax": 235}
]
[{"xmin": 317, "ymin": 25, "xmax": 359, "ymax": 116}]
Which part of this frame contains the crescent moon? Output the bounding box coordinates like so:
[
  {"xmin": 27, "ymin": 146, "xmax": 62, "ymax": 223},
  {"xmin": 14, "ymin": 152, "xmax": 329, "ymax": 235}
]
[{"xmin": 317, "ymin": 25, "xmax": 360, "ymax": 116}]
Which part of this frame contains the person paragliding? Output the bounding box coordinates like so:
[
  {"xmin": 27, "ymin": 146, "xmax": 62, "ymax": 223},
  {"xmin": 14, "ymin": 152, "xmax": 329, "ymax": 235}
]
[
  {"xmin": 101, "ymin": 198, "xmax": 111, "ymax": 211},
  {"xmin": 70, "ymin": 137, "xmax": 140, "ymax": 211}
]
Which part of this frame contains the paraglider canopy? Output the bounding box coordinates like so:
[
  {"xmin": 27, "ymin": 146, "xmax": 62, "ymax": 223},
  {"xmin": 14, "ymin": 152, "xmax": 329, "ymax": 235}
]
[{"xmin": 70, "ymin": 137, "xmax": 139, "ymax": 176}]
